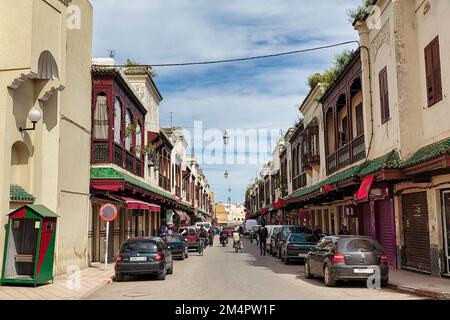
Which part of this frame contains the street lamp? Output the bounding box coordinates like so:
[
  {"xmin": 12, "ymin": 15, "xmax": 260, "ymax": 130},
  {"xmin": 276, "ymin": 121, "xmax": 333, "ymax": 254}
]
[
  {"xmin": 223, "ymin": 130, "xmax": 230, "ymax": 146},
  {"xmin": 20, "ymin": 108, "xmax": 42, "ymax": 132},
  {"xmin": 224, "ymin": 170, "xmax": 229, "ymax": 179}
]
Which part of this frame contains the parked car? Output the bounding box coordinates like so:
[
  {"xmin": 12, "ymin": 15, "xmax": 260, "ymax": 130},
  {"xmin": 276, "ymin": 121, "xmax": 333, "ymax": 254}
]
[
  {"xmin": 267, "ymin": 225, "xmax": 282, "ymax": 254},
  {"xmin": 163, "ymin": 234, "xmax": 189, "ymax": 260},
  {"xmin": 179, "ymin": 226, "xmax": 200, "ymax": 251},
  {"xmin": 114, "ymin": 237, "xmax": 173, "ymax": 281},
  {"xmin": 281, "ymin": 233, "xmax": 318, "ymax": 264},
  {"xmin": 244, "ymin": 219, "xmax": 258, "ymax": 236},
  {"xmin": 274, "ymin": 225, "xmax": 310, "ymax": 259},
  {"xmin": 304, "ymin": 235, "xmax": 389, "ymax": 287}
]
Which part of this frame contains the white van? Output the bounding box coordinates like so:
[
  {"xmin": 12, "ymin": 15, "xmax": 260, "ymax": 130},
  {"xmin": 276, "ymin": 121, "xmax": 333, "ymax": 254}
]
[{"xmin": 244, "ymin": 219, "xmax": 258, "ymax": 235}]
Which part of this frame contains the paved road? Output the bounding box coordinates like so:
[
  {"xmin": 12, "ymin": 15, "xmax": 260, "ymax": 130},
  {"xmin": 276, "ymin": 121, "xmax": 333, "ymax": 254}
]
[{"xmin": 87, "ymin": 237, "xmax": 421, "ymax": 300}]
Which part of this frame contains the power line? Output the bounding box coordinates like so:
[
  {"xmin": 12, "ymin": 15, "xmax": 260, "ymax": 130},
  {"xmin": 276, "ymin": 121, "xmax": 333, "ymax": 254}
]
[{"xmin": 149, "ymin": 40, "xmax": 359, "ymax": 67}]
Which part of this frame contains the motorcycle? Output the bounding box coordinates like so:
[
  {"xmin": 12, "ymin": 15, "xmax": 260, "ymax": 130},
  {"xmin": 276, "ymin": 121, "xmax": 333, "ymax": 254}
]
[
  {"xmin": 233, "ymin": 240, "xmax": 241, "ymax": 253},
  {"xmin": 220, "ymin": 234, "xmax": 228, "ymax": 247}
]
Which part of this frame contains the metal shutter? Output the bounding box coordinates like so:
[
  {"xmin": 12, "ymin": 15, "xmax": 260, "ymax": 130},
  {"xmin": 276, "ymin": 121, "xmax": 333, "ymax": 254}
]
[
  {"xmin": 401, "ymin": 192, "xmax": 431, "ymax": 272},
  {"xmin": 375, "ymin": 200, "xmax": 397, "ymax": 268}
]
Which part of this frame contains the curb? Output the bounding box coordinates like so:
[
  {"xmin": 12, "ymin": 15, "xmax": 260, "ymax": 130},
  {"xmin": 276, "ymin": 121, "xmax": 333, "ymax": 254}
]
[
  {"xmin": 388, "ymin": 283, "xmax": 450, "ymax": 300},
  {"xmin": 80, "ymin": 277, "xmax": 113, "ymax": 300}
]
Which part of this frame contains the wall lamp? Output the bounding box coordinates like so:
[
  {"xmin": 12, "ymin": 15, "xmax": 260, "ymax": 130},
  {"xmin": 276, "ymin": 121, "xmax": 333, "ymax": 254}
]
[{"xmin": 20, "ymin": 109, "xmax": 42, "ymax": 132}]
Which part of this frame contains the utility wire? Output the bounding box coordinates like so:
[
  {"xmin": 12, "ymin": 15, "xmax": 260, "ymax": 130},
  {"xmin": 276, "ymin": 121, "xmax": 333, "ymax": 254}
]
[{"xmin": 148, "ymin": 40, "xmax": 359, "ymax": 67}]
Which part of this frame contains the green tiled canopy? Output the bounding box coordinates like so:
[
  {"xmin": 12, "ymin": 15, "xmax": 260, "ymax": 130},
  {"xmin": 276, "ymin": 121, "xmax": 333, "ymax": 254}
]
[{"xmin": 10, "ymin": 185, "xmax": 35, "ymax": 203}]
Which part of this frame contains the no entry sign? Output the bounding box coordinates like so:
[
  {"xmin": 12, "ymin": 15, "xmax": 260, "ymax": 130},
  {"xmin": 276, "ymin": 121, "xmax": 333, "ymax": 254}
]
[{"xmin": 99, "ymin": 203, "xmax": 118, "ymax": 222}]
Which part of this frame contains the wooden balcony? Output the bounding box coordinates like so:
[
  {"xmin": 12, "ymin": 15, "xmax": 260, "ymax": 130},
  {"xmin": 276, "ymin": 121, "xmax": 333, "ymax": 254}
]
[
  {"xmin": 175, "ymin": 186, "xmax": 181, "ymax": 198},
  {"xmin": 292, "ymin": 172, "xmax": 307, "ymax": 191},
  {"xmin": 92, "ymin": 141, "xmax": 144, "ymax": 177},
  {"xmin": 326, "ymin": 135, "xmax": 366, "ymax": 175},
  {"xmin": 159, "ymin": 174, "xmax": 171, "ymax": 192}
]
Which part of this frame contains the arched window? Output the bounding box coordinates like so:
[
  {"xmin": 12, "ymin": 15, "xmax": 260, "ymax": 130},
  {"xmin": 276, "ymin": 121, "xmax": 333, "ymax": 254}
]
[
  {"xmin": 125, "ymin": 110, "xmax": 132, "ymax": 152},
  {"xmin": 136, "ymin": 122, "xmax": 142, "ymax": 158},
  {"xmin": 114, "ymin": 98, "xmax": 122, "ymax": 144},
  {"xmin": 93, "ymin": 93, "xmax": 108, "ymax": 139}
]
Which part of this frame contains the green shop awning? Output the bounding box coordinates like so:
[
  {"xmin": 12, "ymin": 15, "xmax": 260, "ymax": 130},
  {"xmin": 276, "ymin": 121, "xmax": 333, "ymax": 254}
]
[{"xmin": 90, "ymin": 167, "xmax": 194, "ymax": 212}]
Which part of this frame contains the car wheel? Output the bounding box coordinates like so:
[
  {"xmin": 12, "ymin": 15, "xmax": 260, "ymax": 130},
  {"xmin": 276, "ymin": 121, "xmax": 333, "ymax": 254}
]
[
  {"xmin": 324, "ymin": 265, "xmax": 337, "ymax": 287},
  {"xmin": 284, "ymin": 257, "xmax": 290, "ymax": 265},
  {"xmin": 304, "ymin": 261, "xmax": 313, "ymax": 279},
  {"xmin": 115, "ymin": 272, "xmax": 124, "ymax": 282},
  {"xmin": 180, "ymin": 253, "xmax": 185, "ymax": 261},
  {"xmin": 167, "ymin": 262, "xmax": 174, "ymax": 275},
  {"xmin": 157, "ymin": 269, "xmax": 166, "ymax": 281},
  {"xmin": 381, "ymin": 279, "xmax": 389, "ymax": 288},
  {"xmin": 185, "ymin": 250, "xmax": 189, "ymax": 259}
]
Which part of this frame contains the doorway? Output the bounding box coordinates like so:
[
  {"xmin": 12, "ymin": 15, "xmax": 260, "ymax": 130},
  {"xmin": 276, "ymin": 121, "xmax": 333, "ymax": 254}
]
[{"xmin": 442, "ymin": 190, "xmax": 450, "ymax": 273}]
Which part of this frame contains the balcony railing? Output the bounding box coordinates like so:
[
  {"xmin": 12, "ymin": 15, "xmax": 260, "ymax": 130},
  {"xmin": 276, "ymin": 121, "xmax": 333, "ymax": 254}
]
[
  {"xmin": 326, "ymin": 135, "xmax": 366, "ymax": 175},
  {"xmin": 159, "ymin": 174, "xmax": 171, "ymax": 192},
  {"xmin": 92, "ymin": 141, "xmax": 144, "ymax": 177},
  {"xmin": 175, "ymin": 186, "xmax": 181, "ymax": 198},
  {"xmin": 292, "ymin": 172, "xmax": 307, "ymax": 191}
]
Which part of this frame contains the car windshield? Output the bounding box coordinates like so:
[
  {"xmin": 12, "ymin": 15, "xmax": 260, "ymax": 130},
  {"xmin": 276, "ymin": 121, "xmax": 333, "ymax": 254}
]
[
  {"xmin": 165, "ymin": 235, "xmax": 181, "ymax": 243},
  {"xmin": 121, "ymin": 241, "xmax": 157, "ymax": 254},
  {"xmin": 338, "ymin": 238, "xmax": 383, "ymax": 252},
  {"xmin": 289, "ymin": 234, "xmax": 317, "ymax": 243}
]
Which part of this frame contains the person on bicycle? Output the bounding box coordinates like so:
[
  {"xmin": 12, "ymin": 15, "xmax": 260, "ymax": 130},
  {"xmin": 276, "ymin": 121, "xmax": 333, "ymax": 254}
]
[{"xmin": 199, "ymin": 226, "xmax": 207, "ymax": 248}]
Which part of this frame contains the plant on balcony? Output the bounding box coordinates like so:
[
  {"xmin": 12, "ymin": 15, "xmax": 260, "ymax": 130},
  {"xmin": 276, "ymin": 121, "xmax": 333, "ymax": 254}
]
[
  {"xmin": 347, "ymin": 0, "xmax": 373, "ymax": 23},
  {"xmin": 307, "ymin": 49, "xmax": 356, "ymax": 95},
  {"xmin": 140, "ymin": 143, "xmax": 157, "ymax": 156},
  {"xmin": 124, "ymin": 119, "xmax": 139, "ymax": 138}
]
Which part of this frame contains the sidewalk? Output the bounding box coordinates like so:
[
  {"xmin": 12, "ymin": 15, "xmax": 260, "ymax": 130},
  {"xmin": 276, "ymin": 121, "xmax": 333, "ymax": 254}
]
[
  {"xmin": 0, "ymin": 263, "xmax": 114, "ymax": 300},
  {"xmin": 389, "ymin": 269, "xmax": 450, "ymax": 299}
]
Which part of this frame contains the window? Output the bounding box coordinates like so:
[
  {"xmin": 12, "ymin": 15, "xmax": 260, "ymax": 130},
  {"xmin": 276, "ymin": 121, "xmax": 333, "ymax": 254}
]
[
  {"xmin": 113, "ymin": 98, "xmax": 122, "ymax": 144},
  {"xmin": 125, "ymin": 110, "xmax": 132, "ymax": 151},
  {"xmin": 136, "ymin": 122, "xmax": 142, "ymax": 158},
  {"xmin": 425, "ymin": 36, "xmax": 442, "ymax": 107},
  {"xmin": 379, "ymin": 67, "xmax": 390, "ymax": 123},
  {"xmin": 93, "ymin": 94, "xmax": 109, "ymax": 139},
  {"xmin": 355, "ymin": 104, "xmax": 364, "ymax": 137}
]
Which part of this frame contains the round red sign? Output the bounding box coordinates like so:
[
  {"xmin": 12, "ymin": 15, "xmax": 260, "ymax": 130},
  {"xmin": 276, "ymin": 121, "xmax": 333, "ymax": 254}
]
[{"xmin": 98, "ymin": 203, "xmax": 118, "ymax": 222}]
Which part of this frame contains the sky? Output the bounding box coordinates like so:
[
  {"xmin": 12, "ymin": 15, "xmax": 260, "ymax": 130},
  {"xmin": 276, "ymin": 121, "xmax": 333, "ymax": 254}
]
[{"xmin": 90, "ymin": 0, "xmax": 362, "ymax": 204}]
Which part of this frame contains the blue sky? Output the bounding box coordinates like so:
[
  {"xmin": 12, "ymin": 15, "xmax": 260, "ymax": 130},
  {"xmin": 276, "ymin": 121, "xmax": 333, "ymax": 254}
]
[{"xmin": 90, "ymin": 0, "xmax": 361, "ymax": 203}]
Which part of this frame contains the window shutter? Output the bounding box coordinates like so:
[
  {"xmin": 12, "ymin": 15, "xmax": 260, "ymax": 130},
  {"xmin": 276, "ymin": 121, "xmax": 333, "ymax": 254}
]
[
  {"xmin": 379, "ymin": 67, "xmax": 389, "ymax": 123},
  {"xmin": 355, "ymin": 104, "xmax": 363, "ymax": 136},
  {"xmin": 432, "ymin": 39, "xmax": 442, "ymax": 102},
  {"xmin": 425, "ymin": 45, "xmax": 435, "ymax": 105}
]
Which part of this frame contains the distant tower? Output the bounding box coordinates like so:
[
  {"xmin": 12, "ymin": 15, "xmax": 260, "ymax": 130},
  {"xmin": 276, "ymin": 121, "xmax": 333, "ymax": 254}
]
[{"xmin": 108, "ymin": 49, "xmax": 116, "ymax": 60}]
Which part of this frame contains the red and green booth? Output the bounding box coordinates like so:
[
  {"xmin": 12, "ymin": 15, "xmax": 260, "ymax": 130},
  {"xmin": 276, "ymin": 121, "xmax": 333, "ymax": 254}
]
[{"xmin": 1, "ymin": 205, "xmax": 58, "ymax": 286}]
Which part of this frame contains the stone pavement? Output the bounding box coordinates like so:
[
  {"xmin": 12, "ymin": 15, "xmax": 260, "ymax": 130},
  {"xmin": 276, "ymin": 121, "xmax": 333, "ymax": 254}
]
[
  {"xmin": 0, "ymin": 263, "xmax": 114, "ymax": 300},
  {"xmin": 389, "ymin": 269, "xmax": 450, "ymax": 299}
]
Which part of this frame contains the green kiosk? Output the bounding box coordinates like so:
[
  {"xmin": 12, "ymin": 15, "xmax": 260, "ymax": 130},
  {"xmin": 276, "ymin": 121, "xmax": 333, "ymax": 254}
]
[{"xmin": 1, "ymin": 205, "xmax": 58, "ymax": 286}]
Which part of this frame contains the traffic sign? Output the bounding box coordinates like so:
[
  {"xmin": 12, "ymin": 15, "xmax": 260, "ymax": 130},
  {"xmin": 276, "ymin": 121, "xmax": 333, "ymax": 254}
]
[{"xmin": 98, "ymin": 203, "xmax": 118, "ymax": 222}]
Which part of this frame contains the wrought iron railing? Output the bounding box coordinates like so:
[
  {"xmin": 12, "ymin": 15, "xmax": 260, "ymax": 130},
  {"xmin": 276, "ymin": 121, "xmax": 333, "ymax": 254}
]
[
  {"xmin": 92, "ymin": 141, "xmax": 143, "ymax": 177},
  {"xmin": 159, "ymin": 174, "xmax": 171, "ymax": 191}
]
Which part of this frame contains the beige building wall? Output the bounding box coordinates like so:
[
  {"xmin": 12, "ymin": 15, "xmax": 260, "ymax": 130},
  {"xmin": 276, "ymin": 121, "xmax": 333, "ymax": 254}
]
[
  {"xmin": 357, "ymin": 0, "xmax": 450, "ymax": 161},
  {"xmin": 0, "ymin": 0, "xmax": 93, "ymax": 276}
]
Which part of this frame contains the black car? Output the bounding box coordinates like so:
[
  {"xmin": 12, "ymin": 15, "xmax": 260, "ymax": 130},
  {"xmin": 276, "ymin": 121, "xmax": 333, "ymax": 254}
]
[
  {"xmin": 114, "ymin": 237, "xmax": 174, "ymax": 281},
  {"xmin": 274, "ymin": 225, "xmax": 310, "ymax": 259},
  {"xmin": 304, "ymin": 236, "xmax": 389, "ymax": 287},
  {"xmin": 281, "ymin": 233, "xmax": 318, "ymax": 264}
]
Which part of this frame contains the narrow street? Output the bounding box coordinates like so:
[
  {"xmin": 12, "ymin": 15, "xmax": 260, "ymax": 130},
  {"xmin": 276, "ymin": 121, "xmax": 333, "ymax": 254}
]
[{"xmin": 87, "ymin": 237, "xmax": 420, "ymax": 300}]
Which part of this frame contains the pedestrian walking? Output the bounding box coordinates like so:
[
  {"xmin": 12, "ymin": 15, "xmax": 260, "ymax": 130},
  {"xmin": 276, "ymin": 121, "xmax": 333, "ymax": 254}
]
[{"xmin": 259, "ymin": 224, "xmax": 268, "ymax": 256}]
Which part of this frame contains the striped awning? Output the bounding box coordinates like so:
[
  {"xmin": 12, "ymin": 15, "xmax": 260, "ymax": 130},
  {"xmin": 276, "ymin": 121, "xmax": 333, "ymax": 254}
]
[{"xmin": 115, "ymin": 196, "xmax": 160, "ymax": 211}]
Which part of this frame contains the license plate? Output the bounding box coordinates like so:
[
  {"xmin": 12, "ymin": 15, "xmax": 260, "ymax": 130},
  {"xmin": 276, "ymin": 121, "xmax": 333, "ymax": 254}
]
[
  {"xmin": 353, "ymin": 268, "xmax": 374, "ymax": 274},
  {"xmin": 130, "ymin": 257, "xmax": 147, "ymax": 262},
  {"xmin": 298, "ymin": 253, "xmax": 307, "ymax": 258}
]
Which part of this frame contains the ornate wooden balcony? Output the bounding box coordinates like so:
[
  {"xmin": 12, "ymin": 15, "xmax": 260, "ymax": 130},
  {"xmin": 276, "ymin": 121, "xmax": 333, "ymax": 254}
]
[
  {"xmin": 159, "ymin": 174, "xmax": 171, "ymax": 192},
  {"xmin": 92, "ymin": 141, "xmax": 144, "ymax": 177},
  {"xmin": 326, "ymin": 135, "xmax": 366, "ymax": 175}
]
